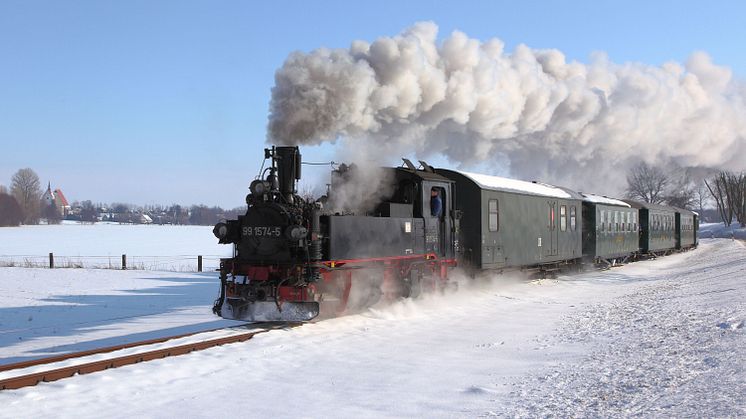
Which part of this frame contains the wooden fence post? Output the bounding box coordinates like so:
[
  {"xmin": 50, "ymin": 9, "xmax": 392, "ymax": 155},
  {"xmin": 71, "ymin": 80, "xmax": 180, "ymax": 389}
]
[
  {"xmin": 197, "ymin": 255, "xmax": 203, "ymax": 272},
  {"xmin": 122, "ymin": 254, "xmax": 127, "ymax": 270},
  {"xmin": 49, "ymin": 253, "xmax": 54, "ymax": 269}
]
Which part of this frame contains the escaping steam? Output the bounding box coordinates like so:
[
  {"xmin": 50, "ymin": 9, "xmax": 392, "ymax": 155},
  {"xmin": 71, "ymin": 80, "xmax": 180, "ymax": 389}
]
[{"xmin": 268, "ymin": 22, "xmax": 746, "ymax": 194}]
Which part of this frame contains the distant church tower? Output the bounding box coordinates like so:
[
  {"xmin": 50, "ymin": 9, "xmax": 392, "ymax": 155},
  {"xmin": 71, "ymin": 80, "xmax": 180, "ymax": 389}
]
[{"xmin": 41, "ymin": 182, "xmax": 55, "ymax": 208}]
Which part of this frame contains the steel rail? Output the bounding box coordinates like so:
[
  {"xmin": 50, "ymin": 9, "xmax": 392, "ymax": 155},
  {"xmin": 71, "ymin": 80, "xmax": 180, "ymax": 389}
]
[
  {"xmin": 0, "ymin": 325, "xmax": 242, "ymax": 373},
  {"xmin": 0, "ymin": 324, "xmax": 297, "ymax": 391}
]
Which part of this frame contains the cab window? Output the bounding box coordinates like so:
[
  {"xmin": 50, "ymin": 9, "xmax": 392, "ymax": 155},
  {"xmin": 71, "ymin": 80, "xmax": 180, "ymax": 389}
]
[{"xmin": 430, "ymin": 187, "xmax": 442, "ymax": 217}]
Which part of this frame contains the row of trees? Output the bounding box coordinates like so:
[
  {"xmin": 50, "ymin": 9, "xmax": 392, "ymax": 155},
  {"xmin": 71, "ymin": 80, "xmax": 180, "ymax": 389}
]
[
  {"xmin": 1, "ymin": 168, "xmax": 246, "ymax": 227},
  {"xmin": 625, "ymin": 162, "xmax": 745, "ymax": 226},
  {"xmin": 4, "ymin": 162, "xmax": 743, "ymax": 227},
  {"xmin": 624, "ymin": 162, "xmax": 708, "ymax": 210}
]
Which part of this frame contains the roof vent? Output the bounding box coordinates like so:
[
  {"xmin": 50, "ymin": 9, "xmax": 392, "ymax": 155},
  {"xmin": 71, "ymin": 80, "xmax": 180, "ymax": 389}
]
[
  {"xmin": 401, "ymin": 158, "xmax": 416, "ymax": 171},
  {"xmin": 418, "ymin": 160, "xmax": 434, "ymax": 173}
]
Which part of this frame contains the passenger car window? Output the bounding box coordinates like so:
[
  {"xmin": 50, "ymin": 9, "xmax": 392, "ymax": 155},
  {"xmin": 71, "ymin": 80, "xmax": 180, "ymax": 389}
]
[
  {"xmin": 628, "ymin": 212, "xmax": 632, "ymax": 232},
  {"xmin": 627, "ymin": 212, "xmax": 632, "ymax": 232},
  {"xmin": 488, "ymin": 199, "xmax": 498, "ymax": 232},
  {"xmin": 560, "ymin": 205, "xmax": 567, "ymax": 231},
  {"xmin": 570, "ymin": 206, "xmax": 577, "ymax": 231},
  {"xmin": 604, "ymin": 211, "xmax": 611, "ymax": 231}
]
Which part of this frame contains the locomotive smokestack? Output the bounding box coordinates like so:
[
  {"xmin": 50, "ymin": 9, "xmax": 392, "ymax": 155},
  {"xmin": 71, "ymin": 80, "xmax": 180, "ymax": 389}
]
[{"xmin": 275, "ymin": 146, "xmax": 301, "ymax": 202}]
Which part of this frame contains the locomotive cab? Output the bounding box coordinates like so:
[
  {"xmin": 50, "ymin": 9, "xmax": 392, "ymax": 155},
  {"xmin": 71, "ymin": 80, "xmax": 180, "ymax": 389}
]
[{"xmin": 322, "ymin": 160, "xmax": 455, "ymax": 261}]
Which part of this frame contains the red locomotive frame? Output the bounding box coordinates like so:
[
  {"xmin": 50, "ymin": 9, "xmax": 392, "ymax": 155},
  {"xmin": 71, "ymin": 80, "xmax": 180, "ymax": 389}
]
[{"xmin": 219, "ymin": 254, "xmax": 457, "ymax": 318}]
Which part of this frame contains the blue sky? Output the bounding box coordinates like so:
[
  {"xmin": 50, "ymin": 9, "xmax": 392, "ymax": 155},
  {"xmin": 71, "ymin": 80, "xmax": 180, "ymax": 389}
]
[{"xmin": 1, "ymin": 0, "xmax": 744, "ymax": 208}]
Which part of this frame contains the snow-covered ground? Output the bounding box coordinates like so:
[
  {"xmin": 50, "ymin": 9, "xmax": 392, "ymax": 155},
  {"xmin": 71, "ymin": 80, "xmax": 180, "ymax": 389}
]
[
  {"xmin": 0, "ymin": 238, "xmax": 744, "ymax": 417},
  {"xmin": 0, "ymin": 269, "xmax": 243, "ymax": 365},
  {"xmin": 0, "ymin": 223, "xmax": 231, "ymax": 271},
  {"xmin": 700, "ymin": 221, "xmax": 746, "ymax": 240}
]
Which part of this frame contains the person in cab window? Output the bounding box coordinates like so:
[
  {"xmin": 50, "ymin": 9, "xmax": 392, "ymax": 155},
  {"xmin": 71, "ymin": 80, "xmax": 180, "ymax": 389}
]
[{"xmin": 430, "ymin": 188, "xmax": 442, "ymax": 217}]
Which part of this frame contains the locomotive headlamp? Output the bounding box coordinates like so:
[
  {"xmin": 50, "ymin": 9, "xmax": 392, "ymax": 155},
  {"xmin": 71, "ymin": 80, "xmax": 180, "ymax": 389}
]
[
  {"xmin": 213, "ymin": 222, "xmax": 229, "ymax": 240},
  {"xmin": 285, "ymin": 225, "xmax": 308, "ymax": 241},
  {"xmin": 250, "ymin": 179, "xmax": 269, "ymax": 195}
]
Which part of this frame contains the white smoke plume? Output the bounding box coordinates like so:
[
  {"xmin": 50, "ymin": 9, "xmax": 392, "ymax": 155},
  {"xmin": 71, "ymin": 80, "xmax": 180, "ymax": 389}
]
[
  {"xmin": 268, "ymin": 21, "xmax": 746, "ymax": 194},
  {"xmin": 326, "ymin": 163, "xmax": 396, "ymax": 214}
]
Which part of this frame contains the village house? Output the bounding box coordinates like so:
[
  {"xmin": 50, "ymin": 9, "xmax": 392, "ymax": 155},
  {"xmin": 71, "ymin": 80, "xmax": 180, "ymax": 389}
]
[{"xmin": 41, "ymin": 182, "xmax": 71, "ymax": 217}]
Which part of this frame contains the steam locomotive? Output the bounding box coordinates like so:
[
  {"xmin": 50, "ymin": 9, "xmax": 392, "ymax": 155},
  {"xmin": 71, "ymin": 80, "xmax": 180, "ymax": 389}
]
[{"xmin": 212, "ymin": 146, "xmax": 698, "ymax": 322}]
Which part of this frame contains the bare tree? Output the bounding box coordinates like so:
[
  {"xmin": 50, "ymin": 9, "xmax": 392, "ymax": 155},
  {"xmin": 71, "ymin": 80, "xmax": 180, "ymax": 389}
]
[
  {"xmin": 705, "ymin": 171, "xmax": 746, "ymax": 227},
  {"xmin": 726, "ymin": 172, "xmax": 746, "ymax": 227},
  {"xmin": 42, "ymin": 202, "xmax": 62, "ymax": 224},
  {"xmin": 693, "ymin": 179, "xmax": 711, "ymax": 213},
  {"xmin": 80, "ymin": 200, "xmax": 98, "ymax": 223},
  {"xmin": 112, "ymin": 203, "xmax": 130, "ymax": 213},
  {"xmin": 298, "ymin": 182, "xmax": 317, "ymax": 202},
  {"xmin": 0, "ymin": 193, "xmax": 24, "ymax": 227},
  {"xmin": 10, "ymin": 168, "xmax": 42, "ymax": 224},
  {"xmin": 626, "ymin": 162, "xmax": 668, "ymax": 204},
  {"xmin": 663, "ymin": 167, "xmax": 696, "ymax": 209},
  {"xmin": 189, "ymin": 205, "xmax": 221, "ymax": 225},
  {"xmin": 706, "ymin": 174, "xmax": 731, "ymax": 226}
]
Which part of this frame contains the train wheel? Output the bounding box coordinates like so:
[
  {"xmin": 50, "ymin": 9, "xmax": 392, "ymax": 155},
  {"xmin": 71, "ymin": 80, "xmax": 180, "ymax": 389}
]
[{"xmin": 402, "ymin": 270, "xmax": 423, "ymax": 299}]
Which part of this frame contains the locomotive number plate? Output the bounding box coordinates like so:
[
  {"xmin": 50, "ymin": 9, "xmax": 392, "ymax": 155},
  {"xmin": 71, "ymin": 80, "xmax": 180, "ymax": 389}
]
[{"xmin": 242, "ymin": 226, "xmax": 282, "ymax": 237}]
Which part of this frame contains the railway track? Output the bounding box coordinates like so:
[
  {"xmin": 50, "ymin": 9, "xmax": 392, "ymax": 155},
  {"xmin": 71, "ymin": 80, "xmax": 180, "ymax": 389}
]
[{"xmin": 0, "ymin": 323, "xmax": 298, "ymax": 391}]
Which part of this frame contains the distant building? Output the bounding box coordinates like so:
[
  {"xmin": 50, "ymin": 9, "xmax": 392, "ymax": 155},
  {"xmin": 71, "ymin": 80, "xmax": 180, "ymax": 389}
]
[
  {"xmin": 54, "ymin": 188, "xmax": 71, "ymax": 216},
  {"xmin": 41, "ymin": 182, "xmax": 71, "ymax": 217},
  {"xmin": 41, "ymin": 182, "xmax": 55, "ymax": 208}
]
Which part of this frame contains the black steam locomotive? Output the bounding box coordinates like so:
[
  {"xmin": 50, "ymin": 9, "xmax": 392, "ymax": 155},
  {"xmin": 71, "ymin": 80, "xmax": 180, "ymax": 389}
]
[{"xmin": 213, "ymin": 146, "xmax": 698, "ymax": 322}]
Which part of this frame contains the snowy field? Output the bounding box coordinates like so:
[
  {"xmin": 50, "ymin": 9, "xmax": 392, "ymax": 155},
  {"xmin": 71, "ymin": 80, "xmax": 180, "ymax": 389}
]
[
  {"xmin": 0, "ymin": 223, "xmax": 231, "ymax": 271},
  {"xmin": 700, "ymin": 221, "xmax": 746, "ymax": 240},
  {"xmin": 0, "ymin": 238, "xmax": 744, "ymax": 417},
  {"xmin": 0, "ymin": 269, "xmax": 243, "ymax": 365}
]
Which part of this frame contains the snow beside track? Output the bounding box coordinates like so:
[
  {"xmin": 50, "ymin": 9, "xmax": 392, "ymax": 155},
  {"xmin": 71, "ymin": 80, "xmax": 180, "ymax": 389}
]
[
  {"xmin": 0, "ymin": 239, "xmax": 744, "ymax": 417},
  {"xmin": 700, "ymin": 222, "xmax": 746, "ymax": 240},
  {"xmin": 0, "ymin": 269, "xmax": 243, "ymax": 365}
]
